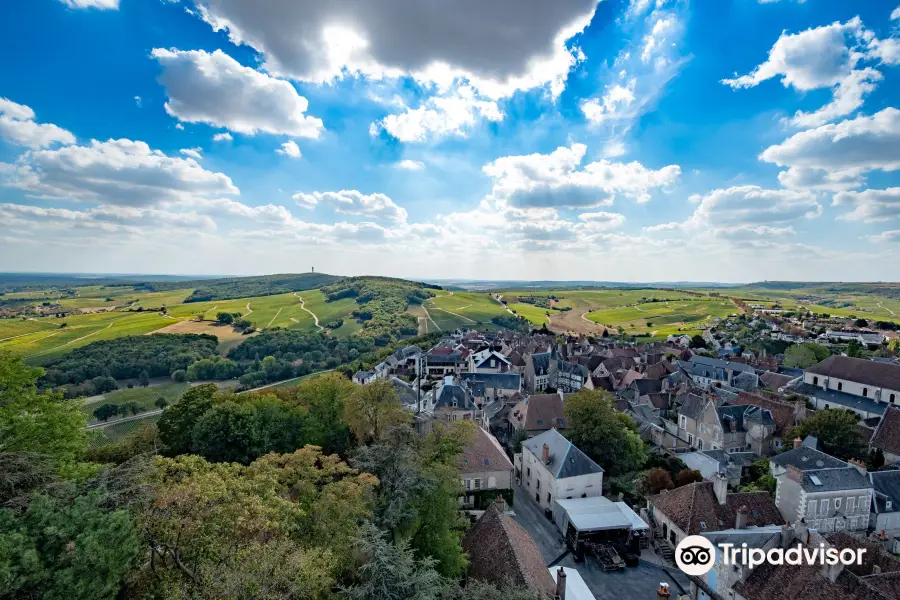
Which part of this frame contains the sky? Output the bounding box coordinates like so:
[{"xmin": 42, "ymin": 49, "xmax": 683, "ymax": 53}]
[{"xmin": 1, "ymin": 0, "xmax": 900, "ymax": 283}]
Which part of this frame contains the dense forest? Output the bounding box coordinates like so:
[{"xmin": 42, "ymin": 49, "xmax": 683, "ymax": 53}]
[
  {"xmin": 0, "ymin": 353, "xmax": 543, "ymax": 600},
  {"xmin": 320, "ymin": 276, "xmax": 439, "ymax": 342},
  {"xmin": 39, "ymin": 335, "xmax": 220, "ymax": 397}
]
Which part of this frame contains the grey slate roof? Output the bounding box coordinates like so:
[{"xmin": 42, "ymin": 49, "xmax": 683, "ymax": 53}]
[
  {"xmin": 792, "ymin": 382, "xmax": 887, "ymax": 416},
  {"xmin": 354, "ymin": 370, "xmax": 374, "ymax": 379},
  {"xmin": 530, "ymin": 352, "xmax": 551, "ymax": 375},
  {"xmin": 679, "ymin": 393, "xmax": 706, "ymax": 420},
  {"xmin": 870, "ymin": 470, "xmax": 900, "ymax": 514},
  {"xmin": 690, "ymin": 355, "xmax": 756, "ymax": 374},
  {"xmin": 522, "ymin": 428, "xmax": 604, "ymax": 479},
  {"xmin": 770, "ymin": 446, "xmax": 847, "ymax": 471},
  {"xmin": 634, "ymin": 378, "xmax": 663, "ymax": 396},
  {"xmin": 556, "ymin": 360, "xmax": 589, "ymax": 378},
  {"xmin": 800, "ymin": 467, "xmax": 872, "ymax": 493},
  {"xmin": 460, "ymin": 371, "xmax": 521, "ymax": 391},
  {"xmin": 806, "ymin": 355, "xmax": 900, "ymax": 390},
  {"xmin": 435, "ymin": 382, "xmax": 475, "ymax": 409}
]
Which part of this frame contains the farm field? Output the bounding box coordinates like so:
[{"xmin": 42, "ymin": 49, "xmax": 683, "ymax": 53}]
[
  {"xmin": 586, "ymin": 298, "xmax": 737, "ymax": 339},
  {"xmin": 150, "ymin": 319, "xmax": 255, "ymax": 355},
  {"xmin": 296, "ymin": 289, "xmax": 363, "ymax": 337},
  {"xmin": 0, "ymin": 311, "xmax": 177, "ymax": 362},
  {"xmin": 498, "ymin": 288, "xmax": 696, "ymax": 309},
  {"xmin": 506, "ymin": 302, "xmax": 552, "ymax": 326},
  {"xmin": 81, "ymin": 381, "xmax": 189, "ymax": 422},
  {"xmin": 88, "ymin": 413, "xmax": 162, "ymax": 447},
  {"xmin": 424, "ymin": 292, "xmax": 507, "ymax": 331}
]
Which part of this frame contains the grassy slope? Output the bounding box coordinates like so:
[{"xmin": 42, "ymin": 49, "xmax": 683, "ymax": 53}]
[
  {"xmin": 424, "ymin": 292, "xmax": 507, "ymax": 331},
  {"xmin": 587, "ymin": 299, "xmax": 737, "ymax": 339},
  {"xmin": 81, "ymin": 381, "xmax": 189, "ymax": 421}
]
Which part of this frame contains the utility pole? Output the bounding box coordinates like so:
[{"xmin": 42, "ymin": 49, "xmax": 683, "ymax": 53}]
[{"xmin": 416, "ymin": 353, "xmax": 422, "ymax": 415}]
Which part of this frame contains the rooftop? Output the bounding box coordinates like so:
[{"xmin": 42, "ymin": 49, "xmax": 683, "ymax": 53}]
[
  {"xmin": 806, "ymin": 355, "xmax": 900, "ymax": 391},
  {"xmin": 872, "ymin": 406, "xmax": 900, "ymax": 456},
  {"xmin": 770, "ymin": 446, "xmax": 847, "ymax": 471},
  {"xmin": 459, "ymin": 427, "xmax": 514, "ymax": 474},
  {"xmin": 792, "ymin": 382, "xmax": 886, "ymax": 417},
  {"xmin": 648, "ymin": 481, "xmax": 782, "ymax": 535},
  {"xmin": 522, "ymin": 428, "xmax": 604, "ymax": 479}
]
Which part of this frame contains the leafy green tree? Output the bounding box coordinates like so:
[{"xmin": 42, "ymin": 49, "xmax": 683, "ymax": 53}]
[
  {"xmin": 689, "ymin": 335, "xmax": 707, "ymax": 349},
  {"xmin": 171, "ymin": 369, "xmax": 187, "ymax": 383},
  {"xmin": 93, "ymin": 403, "xmax": 120, "ymax": 422},
  {"xmin": 855, "ymin": 318, "xmax": 869, "ymax": 328},
  {"xmin": 341, "ymin": 523, "xmax": 443, "ymax": 600},
  {"xmin": 868, "ymin": 448, "xmax": 886, "ymax": 470},
  {"xmin": 292, "ymin": 372, "xmax": 353, "ymax": 455},
  {"xmin": 157, "ymin": 383, "xmax": 217, "ymax": 455},
  {"xmin": 0, "ymin": 490, "xmax": 142, "ymax": 600},
  {"xmin": 216, "ymin": 311, "xmax": 235, "ymax": 324},
  {"xmin": 847, "ymin": 339, "xmax": 864, "ymax": 358},
  {"xmin": 85, "ymin": 422, "xmax": 159, "ymax": 465},
  {"xmin": 154, "ymin": 396, "xmax": 169, "ymax": 410},
  {"xmin": 190, "ymin": 401, "xmax": 260, "ymax": 464},
  {"xmin": 343, "ymin": 378, "xmax": 409, "ymax": 444},
  {"xmin": 564, "ymin": 389, "xmax": 648, "ymax": 476},
  {"xmin": 0, "ymin": 352, "xmax": 87, "ymax": 461},
  {"xmin": 510, "ymin": 427, "xmax": 529, "ymax": 454},
  {"xmin": 740, "ymin": 458, "xmax": 777, "ymax": 494},
  {"xmin": 138, "ymin": 370, "xmax": 150, "ymax": 387},
  {"xmin": 788, "ymin": 408, "xmax": 866, "ymax": 460},
  {"xmin": 783, "ymin": 343, "xmax": 828, "ymax": 368}
]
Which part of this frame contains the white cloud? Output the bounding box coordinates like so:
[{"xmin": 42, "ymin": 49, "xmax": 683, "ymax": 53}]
[
  {"xmin": 1, "ymin": 138, "xmax": 238, "ymax": 207},
  {"xmin": 0, "ymin": 202, "xmax": 215, "ymax": 234},
  {"xmin": 175, "ymin": 123, "xmax": 185, "ymax": 130},
  {"xmin": 722, "ymin": 17, "xmax": 899, "ymax": 126},
  {"xmin": 188, "ymin": 0, "xmax": 600, "ymax": 98},
  {"xmin": 870, "ymin": 230, "xmax": 900, "ymax": 243},
  {"xmin": 777, "ymin": 166, "xmax": 863, "ymax": 192},
  {"xmin": 483, "ymin": 143, "xmax": 680, "ymax": 208},
  {"xmin": 151, "ymin": 48, "xmax": 324, "ymax": 138},
  {"xmin": 892, "ymin": 6, "xmax": 900, "ymax": 21},
  {"xmin": 212, "ymin": 132, "xmax": 232, "ymax": 142},
  {"xmin": 179, "ymin": 147, "xmax": 203, "ymax": 160},
  {"xmin": 291, "ymin": 190, "xmax": 407, "ymax": 223},
  {"xmin": 134, "ymin": 95, "xmax": 142, "ymax": 107},
  {"xmin": 396, "ymin": 159, "xmax": 425, "ymax": 170},
  {"xmin": 581, "ymin": 79, "xmax": 636, "ymax": 124},
  {"xmin": 760, "ymin": 108, "xmax": 900, "ymax": 179},
  {"xmin": 641, "ymin": 15, "xmax": 677, "ymax": 64},
  {"xmin": 577, "ymin": 211, "xmax": 627, "ymax": 229},
  {"xmin": 59, "ymin": 0, "xmax": 118, "ymax": 9},
  {"xmin": 276, "ymin": 140, "xmax": 302, "ymax": 158},
  {"xmin": 0, "ymin": 98, "xmax": 76, "ymax": 149},
  {"xmin": 833, "ymin": 188, "xmax": 900, "ymax": 222},
  {"xmin": 374, "ymin": 86, "xmax": 503, "ymax": 142}
]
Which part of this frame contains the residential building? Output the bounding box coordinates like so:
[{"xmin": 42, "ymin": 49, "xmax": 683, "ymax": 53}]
[
  {"xmin": 871, "ymin": 405, "xmax": 900, "ymax": 464},
  {"xmin": 822, "ymin": 330, "xmax": 886, "ymax": 348},
  {"xmin": 352, "ymin": 370, "xmax": 376, "ymax": 385},
  {"xmin": 692, "ymin": 402, "xmax": 776, "ymax": 456},
  {"xmin": 507, "ymin": 392, "xmax": 569, "ymax": 437},
  {"xmin": 524, "ymin": 352, "xmax": 551, "ymax": 393},
  {"xmin": 468, "ymin": 349, "xmax": 512, "ymax": 373},
  {"xmin": 424, "ymin": 347, "xmax": 465, "ymax": 377},
  {"xmin": 647, "ymin": 475, "xmax": 783, "ymax": 547},
  {"xmin": 459, "ymin": 372, "xmax": 521, "ymax": 404},
  {"xmin": 459, "ymin": 427, "xmax": 514, "ymax": 509},
  {"xmin": 794, "ymin": 355, "xmax": 900, "ymax": 418},
  {"xmin": 517, "ymin": 428, "xmax": 604, "ymax": 510},
  {"xmin": 553, "ymin": 359, "xmax": 592, "ymax": 392},
  {"xmin": 770, "ymin": 445, "xmax": 873, "ymax": 533},
  {"xmin": 462, "ymin": 504, "xmax": 556, "ymax": 598},
  {"xmin": 870, "ymin": 470, "xmax": 900, "ymax": 543}
]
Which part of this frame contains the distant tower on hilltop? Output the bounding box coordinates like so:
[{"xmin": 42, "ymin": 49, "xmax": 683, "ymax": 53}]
[{"xmin": 311, "ymin": 266, "xmax": 315, "ymax": 273}]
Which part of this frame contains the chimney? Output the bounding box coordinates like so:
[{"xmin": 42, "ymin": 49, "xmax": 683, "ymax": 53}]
[
  {"xmin": 793, "ymin": 436, "xmax": 802, "ymax": 450},
  {"xmin": 781, "ymin": 523, "xmax": 795, "ymax": 549},
  {"xmin": 555, "ymin": 567, "xmax": 566, "ymax": 600},
  {"xmin": 873, "ymin": 565, "xmax": 882, "ymax": 575},
  {"xmin": 542, "ymin": 443, "xmax": 550, "ymax": 465},
  {"xmin": 657, "ymin": 582, "xmax": 670, "ymax": 600},
  {"xmin": 713, "ymin": 472, "xmax": 728, "ymax": 505},
  {"xmin": 796, "ymin": 519, "xmax": 809, "ymax": 544},
  {"xmin": 735, "ymin": 505, "xmax": 749, "ymax": 529},
  {"xmin": 848, "ymin": 458, "xmax": 867, "ymax": 476},
  {"xmin": 786, "ymin": 464, "xmax": 804, "ymax": 484}
]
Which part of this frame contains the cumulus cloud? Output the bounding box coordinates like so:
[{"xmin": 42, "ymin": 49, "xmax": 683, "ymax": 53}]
[
  {"xmin": 188, "ymin": 0, "xmax": 599, "ymax": 98},
  {"xmin": 212, "ymin": 132, "xmax": 233, "ymax": 142},
  {"xmin": 291, "ymin": 189, "xmax": 407, "ymax": 223},
  {"xmin": 0, "ymin": 202, "xmax": 215, "ymax": 234},
  {"xmin": 581, "ymin": 79, "xmax": 636, "ymax": 124},
  {"xmin": 179, "ymin": 147, "xmax": 203, "ymax": 160},
  {"xmin": 0, "ymin": 98, "xmax": 76, "ymax": 149},
  {"xmin": 722, "ymin": 17, "xmax": 897, "ymax": 126},
  {"xmin": 396, "ymin": 159, "xmax": 425, "ymax": 170},
  {"xmin": 152, "ymin": 48, "xmax": 324, "ymax": 138},
  {"xmin": 374, "ymin": 86, "xmax": 503, "ymax": 142},
  {"xmin": 483, "ymin": 143, "xmax": 680, "ymax": 209},
  {"xmin": 1, "ymin": 138, "xmax": 238, "ymax": 207},
  {"xmin": 577, "ymin": 211, "xmax": 627, "ymax": 229},
  {"xmin": 870, "ymin": 230, "xmax": 900, "ymax": 243},
  {"xmin": 760, "ymin": 108, "xmax": 900, "ymax": 181},
  {"xmin": 833, "ymin": 188, "xmax": 900, "ymax": 222},
  {"xmin": 276, "ymin": 140, "xmax": 302, "ymax": 158},
  {"xmin": 777, "ymin": 166, "xmax": 863, "ymax": 192},
  {"xmin": 641, "ymin": 15, "xmax": 678, "ymax": 64},
  {"xmin": 59, "ymin": 0, "xmax": 118, "ymax": 9}
]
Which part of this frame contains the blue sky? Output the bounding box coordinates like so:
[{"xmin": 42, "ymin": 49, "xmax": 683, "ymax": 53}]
[{"xmin": 1, "ymin": 0, "xmax": 899, "ymax": 282}]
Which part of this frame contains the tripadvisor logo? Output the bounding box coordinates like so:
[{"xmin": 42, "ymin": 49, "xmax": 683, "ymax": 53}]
[{"xmin": 674, "ymin": 535, "xmax": 867, "ymax": 576}]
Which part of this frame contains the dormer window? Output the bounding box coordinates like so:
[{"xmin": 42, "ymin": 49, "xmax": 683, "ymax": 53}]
[{"xmin": 863, "ymin": 387, "xmax": 868, "ymax": 397}]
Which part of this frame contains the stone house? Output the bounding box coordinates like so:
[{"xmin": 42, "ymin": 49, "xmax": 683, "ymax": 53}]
[
  {"xmin": 459, "ymin": 427, "xmax": 514, "ymax": 509},
  {"xmin": 793, "ymin": 355, "xmax": 900, "ymax": 419},
  {"xmin": 516, "ymin": 428, "xmax": 604, "ymax": 510}
]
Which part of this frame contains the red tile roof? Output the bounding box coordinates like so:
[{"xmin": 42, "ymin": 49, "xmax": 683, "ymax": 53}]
[
  {"xmin": 459, "ymin": 427, "xmax": 514, "ymax": 474},
  {"xmin": 648, "ymin": 481, "xmax": 782, "ymax": 535},
  {"xmin": 872, "ymin": 406, "xmax": 900, "ymax": 455}
]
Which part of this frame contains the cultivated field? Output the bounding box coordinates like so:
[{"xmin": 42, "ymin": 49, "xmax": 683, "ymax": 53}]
[
  {"xmin": 423, "ymin": 292, "xmax": 507, "ymax": 331},
  {"xmin": 586, "ymin": 298, "xmax": 737, "ymax": 339},
  {"xmin": 150, "ymin": 319, "xmax": 254, "ymax": 354},
  {"xmin": 81, "ymin": 381, "xmax": 189, "ymax": 422},
  {"xmin": 88, "ymin": 413, "xmax": 162, "ymax": 447}
]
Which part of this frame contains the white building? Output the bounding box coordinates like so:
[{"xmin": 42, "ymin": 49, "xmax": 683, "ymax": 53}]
[
  {"xmin": 516, "ymin": 428, "xmax": 604, "ymax": 510},
  {"xmin": 796, "ymin": 355, "xmax": 900, "ymax": 418}
]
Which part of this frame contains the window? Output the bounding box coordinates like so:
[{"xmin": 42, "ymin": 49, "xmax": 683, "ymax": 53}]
[
  {"xmin": 465, "ymin": 479, "xmax": 471, "ymax": 491},
  {"xmin": 536, "ymin": 480, "xmax": 540, "ymax": 490},
  {"xmin": 473, "ymin": 479, "xmax": 482, "ymax": 490},
  {"xmin": 820, "ymin": 499, "xmax": 830, "ymax": 515},
  {"xmin": 688, "ymin": 433, "xmax": 695, "ymax": 445},
  {"xmin": 547, "ymin": 492, "xmax": 552, "ymax": 503},
  {"xmin": 526, "ymin": 467, "xmax": 531, "ymax": 478},
  {"xmin": 863, "ymin": 388, "xmax": 868, "ymax": 397},
  {"xmin": 846, "ymin": 497, "xmax": 855, "ymax": 513},
  {"xmin": 679, "ymin": 415, "xmax": 687, "ymax": 429},
  {"xmin": 892, "ymin": 393, "xmax": 896, "ymax": 403},
  {"xmin": 858, "ymin": 496, "xmax": 868, "ymax": 510},
  {"xmin": 698, "ymin": 439, "xmax": 704, "ymax": 450},
  {"xmin": 834, "ymin": 498, "xmax": 841, "ymax": 510},
  {"xmin": 837, "ymin": 382, "xmax": 843, "ymax": 391},
  {"xmin": 813, "ymin": 376, "xmax": 819, "ymax": 386}
]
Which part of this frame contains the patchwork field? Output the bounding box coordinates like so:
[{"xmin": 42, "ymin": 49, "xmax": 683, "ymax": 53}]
[
  {"xmin": 81, "ymin": 381, "xmax": 189, "ymax": 422},
  {"xmin": 506, "ymin": 302, "xmax": 552, "ymax": 326},
  {"xmin": 586, "ymin": 298, "xmax": 737, "ymax": 339},
  {"xmin": 423, "ymin": 292, "xmax": 507, "ymax": 331}
]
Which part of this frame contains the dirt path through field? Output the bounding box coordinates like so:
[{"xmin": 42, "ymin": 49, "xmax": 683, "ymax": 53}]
[
  {"xmin": 431, "ymin": 305, "xmax": 476, "ymax": 323},
  {"xmin": 245, "ymin": 302, "xmax": 253, "ymax": 315},
  {"xmin": 547, "ymin": 308, "xmax": 606, "ymax": 334},
  {"xmin": 421, "ymin": 305, "xmax": 442, "ymax": 331},
  {"xmin": 295, "ymin": 294, "xmax": 323, "ymax": 331},
  {"xmin": 28, "ymin": 320, "xmax": 114, "ymax": 358},
  {"xmin": 267, "ymin": 307, "xmax": 283, "ymax": 328}
]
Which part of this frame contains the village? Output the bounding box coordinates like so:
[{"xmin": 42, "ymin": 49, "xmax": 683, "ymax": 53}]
[{"xmin": 354, "ymin": 306, "xmax": 900, "ymax": 600}]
